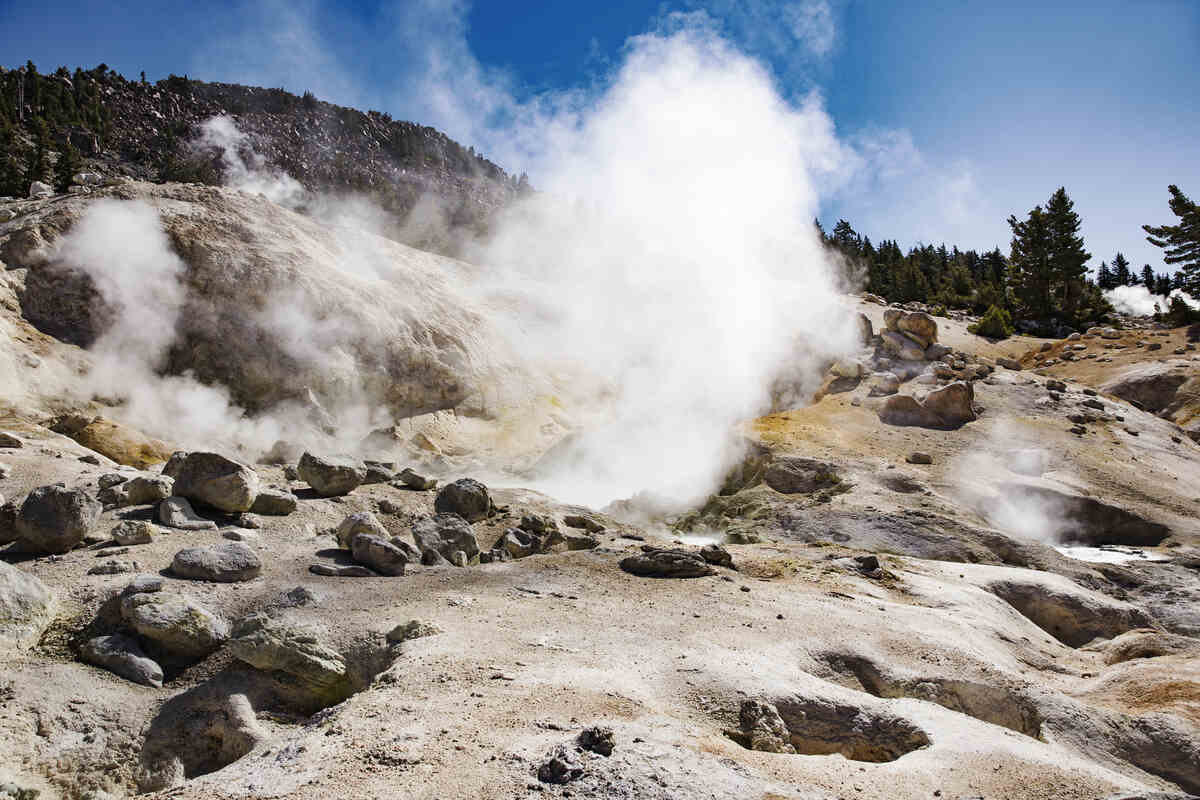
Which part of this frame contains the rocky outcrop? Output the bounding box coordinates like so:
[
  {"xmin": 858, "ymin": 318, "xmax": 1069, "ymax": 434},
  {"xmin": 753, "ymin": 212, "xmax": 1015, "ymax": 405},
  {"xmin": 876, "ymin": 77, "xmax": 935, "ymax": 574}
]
[
  {"xmin": 119, "ymin": 593, "xmax": 229, "ymax": 658},
  {"xmin": 228, "ymin": 613, "xmax": 351, "ymax": 706},
  {"xmin": 879, "ymin": 382, "xmax": 976, "ymax": 429},
  {"xmin": 619, "ymin": 546, "xmax": 716, "ymax": 578},
  {"xmin": 6, "ymin": 182, "xmax": 516, "ymax": 420},
  {"xmin": 47, "ymin": 414, "xmax": 173, "ymax": 469}
]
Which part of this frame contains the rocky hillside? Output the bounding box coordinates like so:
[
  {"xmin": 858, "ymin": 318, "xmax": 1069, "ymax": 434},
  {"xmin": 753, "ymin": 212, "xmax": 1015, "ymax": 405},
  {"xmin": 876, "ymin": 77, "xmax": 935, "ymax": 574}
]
[{"xmin": 0, "ymin": 63, "xmax": 524, "ymax": 254}]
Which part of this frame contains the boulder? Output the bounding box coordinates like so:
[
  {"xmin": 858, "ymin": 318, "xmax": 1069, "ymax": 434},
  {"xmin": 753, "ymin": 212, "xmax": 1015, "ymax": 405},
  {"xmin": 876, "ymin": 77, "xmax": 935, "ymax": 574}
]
[
  {"xmin": 396, "ymin": 467, "xmax": 437, "ymax": 491},
  {"xmin": 350, "ymin": 534, "xmax": 409, "ymax": 576},
  {"xmin": 99, "ymin": 474, "xmax": 174, "ymax": 508},
  {"xmin": 877, "ymin": 395, "xmax": 944, "ymax": 428},
  {"xmin": 881, "ymin": 331, "xmax": 926, "ymax": 362},
  {"xmin": 120, "ymin": 593, "xmax": 229, "ymax": 658},
  {"xmin": 577, "ymin": 726, "xmax": 616, "ymax": 757},
  {"xmin": 298, "ymin": 452, "xmax": 365, "ymax": 497},
  {"xmin": 737, "ymin": 699, "xmax": 796, "ymax": 754},
  {"xmin": 619, "ymin": 546, "xmax": 716, "ymax": 578},
  {"xmin": 883, "ymin": 308, "xmax": 903, "ymax": 331},
  {"xmin": 0, "ymin": 561, "xmax": 56, "ymax": 651},
  {"xmin": 897, "ymin": 312, "xmax": 938, "ymax": 349},
  {"xmin": 157, "ymin": 496, "xmax": 218, "ymax": 531},
  {"xmin": 172, "ymin": 452, "xmax": 259, "ymax": 512},
  {"xmin": 856, "ymin": 313, "xmax": 873, "ymax": 345},
  {"xmin": 922, "ymin": 381, "xmax": 977, "ymax": 426},
  {"xmin": 412, "ymin": 513, "xmax": 479, "ymax": 563},
  {"xmin": 763, "ymin": 458, "xmax": 840, "ymax": 494},
  {"xmin": 700, "ymin": 543, "xmax": 734, "ymax": 568},
  {"xmin": 28, "ymin": 181, "xmax": 53, "ymax": 199},
  {"xmin": 15, "ymin": 484, "xmax": 102, "ymax": 554},
  {"xmin": 537, "ymin": 746, "xmax": 584, "ymax": 784},
  {"xmin": 996, "ymin": 357, "xmax": 1022, "ymax": 370},
  {"xmin": 433, "ymin": 478, "xmax": 491, "ymax": 522},
  {"xmin": 386, "ymin": 620, "xmax": 443, "ymax": 644},
  {"xmin": 250, "ymin": 488, "xmax": 298, "ymax": 516},
  {"xmin": 1101, "ymin": 328, "xmax": 1121, "ymax": 339},
  {"xmin": 81, "ymin": 633, "xmax": 163, "ymax": 688},
  {"xmin": 906, "ymin": 452, "xmax": 933, "ymax": 465},
  {"xmin": 501, "ymin": 528, "xmax": 538, "ymax": 559},
  {"xmin": 0, "ymin": 432, "xmax": 22, "ymax": 448},
  {"xmin": 309, "ymin": 563, "xmax": 376, "ymax": 577},
  {"xmin": 171, "ymin": 542, "xmax": 262, "ymax": 582},
  {"xmin": 111, "ymin": 520, "xmax": 156, "ymax": 545},
  {"xmin": 830, "ymin": 359, "xmax": 864, "ymax": 379},
  {"xmin": 335, "ymin": 512, "xmax": 390, "ymax": 549}
]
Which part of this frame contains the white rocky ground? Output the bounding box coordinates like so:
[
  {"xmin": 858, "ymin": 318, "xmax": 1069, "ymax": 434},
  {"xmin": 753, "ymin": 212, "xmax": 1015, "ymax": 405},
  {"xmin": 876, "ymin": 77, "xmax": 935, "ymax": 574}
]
[{"xmin": 0, "ymin": 184, "xmax": 1198, "ymax": 800}]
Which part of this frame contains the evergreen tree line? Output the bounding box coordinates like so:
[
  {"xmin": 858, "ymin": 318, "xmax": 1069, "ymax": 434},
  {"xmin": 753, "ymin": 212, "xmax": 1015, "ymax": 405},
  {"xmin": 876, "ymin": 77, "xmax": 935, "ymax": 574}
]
[{"xmin": 821, "ymin": 184, "xmax": 1200, "ymax": 335}]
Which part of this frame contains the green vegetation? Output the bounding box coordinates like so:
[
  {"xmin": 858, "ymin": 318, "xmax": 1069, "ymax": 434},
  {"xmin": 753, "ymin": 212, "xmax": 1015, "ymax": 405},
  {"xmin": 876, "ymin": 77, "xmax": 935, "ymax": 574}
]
[
  {"xmin": 1143, "ymin": 184, "xmax": 1200, "ymax": 295},
  {"xmin": 968, "ymin": 305, "xmax": 1015, "ymax": 339}
]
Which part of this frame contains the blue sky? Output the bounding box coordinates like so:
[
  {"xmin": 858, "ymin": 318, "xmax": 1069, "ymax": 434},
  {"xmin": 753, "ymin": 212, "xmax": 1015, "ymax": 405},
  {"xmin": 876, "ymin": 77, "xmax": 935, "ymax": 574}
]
[{"xmin": 2, "ymin": 0, "xmax": 1197, "ymax": 274}]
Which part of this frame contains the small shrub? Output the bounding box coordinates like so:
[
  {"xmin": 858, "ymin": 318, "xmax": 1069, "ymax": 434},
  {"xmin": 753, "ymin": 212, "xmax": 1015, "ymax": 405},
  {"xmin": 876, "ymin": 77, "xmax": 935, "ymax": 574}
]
[{"xmin": 969, "ymin": 304, "xmax": 1014, "ymax": 339}]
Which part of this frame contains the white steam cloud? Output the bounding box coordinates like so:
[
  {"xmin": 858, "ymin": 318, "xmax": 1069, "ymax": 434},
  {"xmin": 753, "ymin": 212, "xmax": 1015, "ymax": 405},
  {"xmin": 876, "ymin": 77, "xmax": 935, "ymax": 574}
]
[
  {"xmin": 1104, "ymin": 283, "xmax": 1199, "ymax": 317},
  {"xmin": 195, "ymin": 115, "xmax": 307, "ymax": 208},
  {"xmin": 51, "ymin": 12, "xmax": 861, "ymax": 514},
  {"xmin": 466, "ymin": 25, "xmax": 856, "ymax": 508}
]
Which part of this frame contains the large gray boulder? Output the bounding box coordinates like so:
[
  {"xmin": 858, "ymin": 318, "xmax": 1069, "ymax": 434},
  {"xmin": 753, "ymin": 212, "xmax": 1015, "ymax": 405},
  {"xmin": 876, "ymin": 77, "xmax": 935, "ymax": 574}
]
[
  {"xmin": 880, "ymin": 331, "xmax": 926, "ymax": 362},
  {"xmin": 0, "ymin": 561, "xmax": 56, "ymax": 651},
  {"xmin": 619, "ymin": 546, "xmax": 715, "ymax": 578},
  {"xmin": 120, "ymin": 593, "xmax": 229, "ymax": 658},
  {"xmin": 172, "ymin": 452, "xmax": 259, "ymax": 512},
  {"xmin": 81, "ymin": 633, "xmax": 163, "ymax": 688},
  {"xmin": 299, "ymin": 452, "xmax": 365, "ymax": 497},
  {"xmin": 763, "ymin": 458, "xmax": 840, "ymax": 494},
  {"xmin": 922, "ymin": 381, "xmax": 977, "ymax": 426},
  {"xmin": 171, "ymin": 542, "xmax": 262, "ymax": 582},
  {"xmin": 412, "ymin": 513, "xmax": 479, "ymax": 563},
  {"xmin": 433, "ymin": 478, "xmax": 491, "ymax": 522},
  {"xmin": 249, "ymin": 488, "xmax": 297, "ymax": 516},
  {"xmin": 15, "ymin": 484, "xmax": 102, "ymax": 554},
  {"xmin": 897, "ymin": 311, "xmax": 938, "ymax": 349}
]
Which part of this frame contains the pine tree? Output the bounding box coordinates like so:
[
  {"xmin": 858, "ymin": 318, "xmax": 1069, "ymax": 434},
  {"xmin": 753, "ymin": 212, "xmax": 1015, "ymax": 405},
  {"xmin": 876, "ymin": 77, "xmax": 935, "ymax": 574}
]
[
  {"xmin": 1143, "ymin": 185, "xmax": 1200, "ymax": 295},
  {"xmin": 1008, "ymin": 205, "xmax": 1054, "ymax": 318},
  {"xmin": 1140, "ymin": 264, "xmax": 1155, "ymax": 288},
  {"xmin": 831, "ymin": 219, "xmax": 861, "ymax": 258},
  {"xmin": 1044, "ymin": 188, "xmax": 1091, "ymax": 319},
  {"xmin": 53, "ymin": 139, "xmax": 80, "ymax": 192},
  {"xmin": 1096, "ymin": 260, "xmax": 1114, "ymax": 290},
  {"xmin": 1154, "ymin": 274, "xmax": 1172, "ymax": 297},
  {"xmin": 1112, "ymin": 252, "xmax": 1132, "ymax": 286},
  {"xmin": 23, "ymin": 116, "xmax": 50, "ymax": 191}
]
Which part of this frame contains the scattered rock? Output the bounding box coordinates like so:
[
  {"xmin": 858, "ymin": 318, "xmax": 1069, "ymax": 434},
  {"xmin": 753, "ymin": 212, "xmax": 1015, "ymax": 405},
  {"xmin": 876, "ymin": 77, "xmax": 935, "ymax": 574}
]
[
  {"xmin": 122, "ymin": 574, "xmax": 164, "ymax": 595},
  {"xmin": 250, "ymin": 488, "xmax": 298, "ymax": 516},
  {"xmin": 109, "ymin": 520, "xmax": 155, "ymax": 545},
  {"xmin": 877, "ymin": 395, "xmax": 943, "ymax": 428},
  {"xmin": 351, "ymin": 534, "xmax": 409, "ymax": 576},
  {"xmin": 996, "ymin": 357, "xmax": 1022, "ymax": 370},
  {"xmin": 619, "ymin": 546, "xmax": 716, "ymax": 578},
  {"xmin": 15, "ymin": 483, "xmax": 102, "ymax": 554},
  {"xmin": 921, "ymin": 381, "xmax": 977, "ymax": 426},
  {"xmin": 298, "ymin": 452, "xmax": 366, "ymax": 497},
  {"xmin": 881, "ymin": 330, "xmax": 927, "ymax": 361},
  {"xmin": 412, "ymin": 513, "xmax": 480, "ymax": 563},
  {"xmin": 563, "ymin": 514, "xmax": 605, "ymax": 533},
  {"xmin": 866, "ymin": 372, "xmax": 900, "ymax": 397},
  {"xmin": 577, "ymin": 726, "xmax": 616, "ymax": 756},
  {"xmin": 396, "ymin": 467, "xmax": 437, "ymax": 490},
  {"xmin": 700, "ymin": 543, "xmax": 734, "ymax": 568},
  {"xmin": 157, "ymin": 496, "xmax": 218, "ymax": 531},
  {"xmin": 0, "ymin": 432, "xmax": 23, "ymax": 448},
  {"xmin": 81, "ymin": 633, "xmax": 163, "ymax": 687},
  {"xmin": 48, "ymin": 414, "xmax": 173, "ymax": 469},
  {"xmin": 897, "ymin": 312, "xmax": 938, "ymax": 349},
  {"xmin": 433, "ymin": 478, "xmax": 491, "ymax": 522},
  {"xmin": 171, "ymin": 542, "xmax": 262, "ymax": 582},
  {"xmin": 563, "ymin": 532, "xmax": 600, "ymax": 551},
  {"xmin": 537, "ymin": 745, "xmax": 584, "ymax": 784},
  {"xmin": 309, "ymin": 563, "xmax": 377, "ymax": 577},
  {"xmin": 99, "ymin": 474, "xmax": 175, "ymax": 508},
  {"xmin": 856, "ymin": 313, "xmax": 873, "ymax": 344},
  {"xmin": 883, "ymin": 308, "xmax": 903, "ymax": 331},
  {"xmin": 88, "ymin": 559, "xmax": 138, "ymax": 575},
  {"xmin": 737, "ymin": 699, "xmax": 796, "ymax": 754},
  {"xmin": 335, "ymin": 512, "xmax": 390, "ymax": 549},
  {"xmin": 172, "ymin": 452, "xmax": 260, "ymax": 512},
  {"xmin": 120, "ymin": 593, "xmax": 229, "ymax": 658}
]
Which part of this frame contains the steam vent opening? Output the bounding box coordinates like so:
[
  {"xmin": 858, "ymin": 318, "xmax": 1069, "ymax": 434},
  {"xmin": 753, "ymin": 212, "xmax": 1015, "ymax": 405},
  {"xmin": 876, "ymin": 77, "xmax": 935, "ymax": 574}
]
[{"xmin": 989, "ymin": 484, "xmax": 1170, "ymax": 547}]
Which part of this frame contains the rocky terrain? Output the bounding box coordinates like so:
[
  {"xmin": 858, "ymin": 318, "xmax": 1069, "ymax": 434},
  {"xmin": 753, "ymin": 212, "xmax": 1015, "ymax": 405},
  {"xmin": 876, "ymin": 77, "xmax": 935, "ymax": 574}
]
[{"xmin": 1, "ymin": 178, "xmax": 1199, "ymax": 800}]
